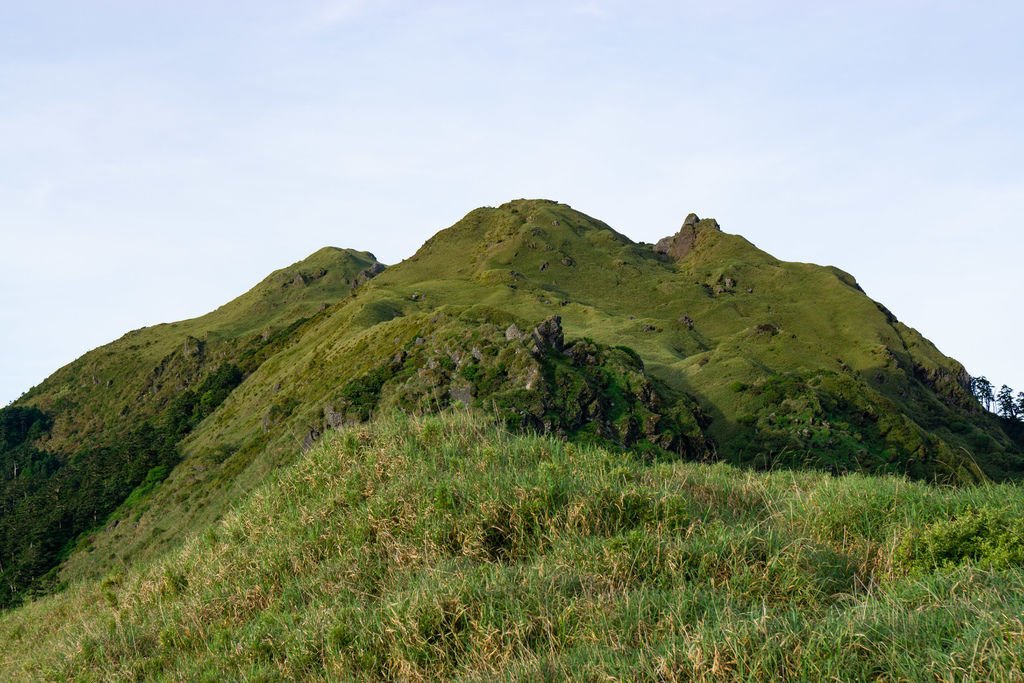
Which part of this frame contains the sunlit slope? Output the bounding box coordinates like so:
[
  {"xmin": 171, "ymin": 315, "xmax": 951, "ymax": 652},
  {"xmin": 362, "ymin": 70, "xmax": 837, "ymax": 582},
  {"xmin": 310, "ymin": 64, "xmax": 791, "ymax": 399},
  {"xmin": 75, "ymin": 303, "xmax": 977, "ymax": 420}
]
[
  {"xmin": 55, "ymin": 199, "xmax": 1023, "ymax": 584},
  {"xmin": 0, "ymin": 248, "xmax": 383, "ymax": 599},
  {"xmin": 189, "ymin": 199, "xmax": 1009, "ymax": 472},
  {"xmin": 20, "ymin": 247, "xmax": 382, "ymax": 454}
]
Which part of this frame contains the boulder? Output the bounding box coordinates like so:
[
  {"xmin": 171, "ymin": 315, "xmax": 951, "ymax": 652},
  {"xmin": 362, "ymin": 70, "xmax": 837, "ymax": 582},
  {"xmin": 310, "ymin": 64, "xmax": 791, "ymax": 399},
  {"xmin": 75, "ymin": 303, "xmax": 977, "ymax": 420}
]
[
  {"xmin": 449, "ymin": 385, "xmax": 474, "ymax": 406},
  {"xmin": 531, "ymin": 316, "xmax": 564, "ymax": 354},
  {"xmin": 354, "ymin": 261, "xmax": 386, "ymax": 286},
  {"xmin": 302, "ymin": 426, "xmax": 321, "ymax": 452}
]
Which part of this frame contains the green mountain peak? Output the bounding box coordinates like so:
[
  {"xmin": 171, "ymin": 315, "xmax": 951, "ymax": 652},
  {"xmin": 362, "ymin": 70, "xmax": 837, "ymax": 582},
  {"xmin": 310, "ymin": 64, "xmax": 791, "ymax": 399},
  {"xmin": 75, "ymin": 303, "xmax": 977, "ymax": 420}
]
[{"xmin": 1, "ymin": 198, "xmax": 1021, "ymax": 610}]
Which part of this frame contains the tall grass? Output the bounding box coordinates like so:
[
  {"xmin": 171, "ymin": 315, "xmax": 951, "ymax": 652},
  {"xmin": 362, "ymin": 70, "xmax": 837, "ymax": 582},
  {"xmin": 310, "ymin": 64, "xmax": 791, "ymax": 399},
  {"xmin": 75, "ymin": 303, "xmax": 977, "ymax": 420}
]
[{"xmin": 2, "ymin": 411, "xmax": 1023, "ymax": 680}]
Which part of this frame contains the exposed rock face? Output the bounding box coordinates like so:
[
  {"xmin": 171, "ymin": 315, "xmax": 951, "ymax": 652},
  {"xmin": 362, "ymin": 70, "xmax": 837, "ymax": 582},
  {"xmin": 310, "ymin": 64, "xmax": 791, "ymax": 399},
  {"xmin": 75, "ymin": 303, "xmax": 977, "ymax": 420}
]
[
  {"xmin": 448, "ymin": 384, "xmax": 474, "ymax": 405},
  {"xmin": 354, "ymin": 261, "xmax": 386, "ymax": 286},
  {"xmin": 301, "ymin": 426, "xmax": 321, "ymax": 452},
  {"xmin": 531, "ymin": 316, "xmax": 564, "ymax": 354},
  {"xmin": 324, "ymin": 405, "xmax": 353, "ymax": 430},
  {"xmin": 322, "ymin": 316, "xmax": 711, "ymax": 459},
  {"xmin": 654, "ymin": 213, "xmax": 721, "ymax": 261}
]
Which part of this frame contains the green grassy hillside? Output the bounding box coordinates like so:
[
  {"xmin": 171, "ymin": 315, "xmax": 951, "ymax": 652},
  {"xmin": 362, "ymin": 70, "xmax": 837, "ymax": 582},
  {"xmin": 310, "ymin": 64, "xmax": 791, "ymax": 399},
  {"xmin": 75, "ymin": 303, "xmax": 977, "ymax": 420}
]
[
  {"xmin": 182, "ymin": 198, "xmax": 1012, "ymax": 484},
  {"xmin": 22, "ymin": 246, "xmax": 382, "ymax": 454},
  {"xmin": 2, "ymin": 412, "xmax": 1023, "ymax": 680},
  {"xmin": 5, "ymin": 198, "xmax": 1023, "ymax": 610},
  {"xmin": 0, "ymin": 248, "xmax": 383, "ymax": 606}
]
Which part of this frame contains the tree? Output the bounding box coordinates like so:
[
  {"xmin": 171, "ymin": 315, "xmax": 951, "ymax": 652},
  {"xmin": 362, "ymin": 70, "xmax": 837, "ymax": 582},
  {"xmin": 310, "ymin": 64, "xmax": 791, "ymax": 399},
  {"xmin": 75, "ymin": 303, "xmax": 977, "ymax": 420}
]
[
  {"xmin": 997, "ymin": 385, "xmax": 1017, "ymax": 420},
  {"xmin": 972, "ymin": 376, "xmax": 994, "ymax": 411},
  {"xmin": 1017, "ymin": 392, "xmax": 1024, "ymax": 420}
]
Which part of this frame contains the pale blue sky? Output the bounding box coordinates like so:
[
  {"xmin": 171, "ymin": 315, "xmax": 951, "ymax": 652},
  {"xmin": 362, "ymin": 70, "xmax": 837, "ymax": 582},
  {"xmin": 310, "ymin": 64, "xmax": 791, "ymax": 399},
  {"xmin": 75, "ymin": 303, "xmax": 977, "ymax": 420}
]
[{"xmin": 2, "ymin": 1, "xmax": 1023, "ymax": 405}]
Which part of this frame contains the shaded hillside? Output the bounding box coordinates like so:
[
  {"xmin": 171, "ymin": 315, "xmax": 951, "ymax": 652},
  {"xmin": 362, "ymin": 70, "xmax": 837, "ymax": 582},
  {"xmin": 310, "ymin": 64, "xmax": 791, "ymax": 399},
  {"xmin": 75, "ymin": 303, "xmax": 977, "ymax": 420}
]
[
  {"xmin": 0, "ymin": 248, "xmax": 384, "ymax": 606},
  {"xmin": 3, "ymin": 414, "xmax": 1023, "ymax": 680},
  {"xmin": 5, "ymin": 199, "xmax": 1022, "ymax": 602}
]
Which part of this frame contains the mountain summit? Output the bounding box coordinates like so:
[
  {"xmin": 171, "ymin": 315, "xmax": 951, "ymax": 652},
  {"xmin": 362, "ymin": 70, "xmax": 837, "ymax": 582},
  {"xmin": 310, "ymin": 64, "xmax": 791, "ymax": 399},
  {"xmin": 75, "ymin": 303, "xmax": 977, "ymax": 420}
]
[{"xmin": 1, "ymin": 199, "xmax": 1020, "ymax": 607}]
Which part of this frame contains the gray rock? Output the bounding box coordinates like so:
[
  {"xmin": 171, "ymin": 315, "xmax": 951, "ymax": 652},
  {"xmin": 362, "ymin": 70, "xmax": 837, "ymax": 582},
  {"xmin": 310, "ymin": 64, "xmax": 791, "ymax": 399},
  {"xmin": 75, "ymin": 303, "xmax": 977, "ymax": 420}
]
[
  {"xmin": 302, "ymin": 427, "xmax": 321, "ymax": 452},
  {"xmin": 654, "ymin": 213, "xmax": 721, "ymax": 261},
  {"xmin": 324, "ymin": 405, "xmax": 354, "ymax": 430},
  {"xmin": 354, "ymin": 261, "xmax": 386, "ymax": 286},
  {"xmin": 449, "ymin": 385, "xmax": 474, "ymax": 406},
  {"xmin": 531, "ymin": 316, "xmax": 564, "ymax": 354}
]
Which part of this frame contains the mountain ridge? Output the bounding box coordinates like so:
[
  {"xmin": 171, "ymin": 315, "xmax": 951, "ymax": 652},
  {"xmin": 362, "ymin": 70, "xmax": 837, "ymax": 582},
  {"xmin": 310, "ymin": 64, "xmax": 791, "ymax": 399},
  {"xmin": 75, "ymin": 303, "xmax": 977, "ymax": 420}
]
[{"xmin": 2, "ymin": 198, "xmax": 1021, "ymax": 607}]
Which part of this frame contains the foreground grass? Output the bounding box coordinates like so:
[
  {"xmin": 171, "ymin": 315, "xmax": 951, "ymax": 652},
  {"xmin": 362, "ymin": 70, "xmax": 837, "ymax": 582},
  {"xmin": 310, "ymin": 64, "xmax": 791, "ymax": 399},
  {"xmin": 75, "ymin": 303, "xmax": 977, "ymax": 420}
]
[{"xmin": 2, "ymin": 412, "xmax": 1023, "ymax": 681}]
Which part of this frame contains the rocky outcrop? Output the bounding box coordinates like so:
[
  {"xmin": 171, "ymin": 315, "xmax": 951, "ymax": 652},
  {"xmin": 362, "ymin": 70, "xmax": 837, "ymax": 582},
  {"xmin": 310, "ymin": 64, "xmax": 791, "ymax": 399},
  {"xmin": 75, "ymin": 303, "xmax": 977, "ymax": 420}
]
[
  {"xmin": 354, "ymin": 261, "xmax": 386, "ymax": 287},
  {"xmin": 530, "ymin": 316, "xmax": 564, "ymax": 355},
  {"xmin": 323, "ymin": 316, "xmax": 711, "ymax": 458},
  {"xmin": 654, "ymin": 213, "xmax": 721, "ymax": 261}
]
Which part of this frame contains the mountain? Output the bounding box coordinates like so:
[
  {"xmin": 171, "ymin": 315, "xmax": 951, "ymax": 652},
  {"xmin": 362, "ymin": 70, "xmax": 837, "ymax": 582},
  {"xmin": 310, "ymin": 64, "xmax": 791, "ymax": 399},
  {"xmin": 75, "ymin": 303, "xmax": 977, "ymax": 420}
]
[{"xmin": 2, "ymin": 199, "xmax": 1022, "ymax": 609}]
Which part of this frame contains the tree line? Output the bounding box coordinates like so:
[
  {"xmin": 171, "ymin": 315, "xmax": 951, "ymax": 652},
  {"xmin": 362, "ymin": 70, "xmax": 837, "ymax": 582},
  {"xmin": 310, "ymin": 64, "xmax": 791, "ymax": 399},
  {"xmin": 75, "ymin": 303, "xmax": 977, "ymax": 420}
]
[
  {"xmin": 0, "ymin": 362, "xmax": 244, "ymax": 608},
  {"xmin": 970, "ymin": 376, "xmax": 1024, "ymax": 422}
]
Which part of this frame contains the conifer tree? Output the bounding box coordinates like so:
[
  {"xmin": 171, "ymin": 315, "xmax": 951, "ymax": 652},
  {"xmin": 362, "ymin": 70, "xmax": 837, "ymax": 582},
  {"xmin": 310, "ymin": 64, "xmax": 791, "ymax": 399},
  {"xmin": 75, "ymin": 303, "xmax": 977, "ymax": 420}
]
[
  {"xmin": 972, "ymin": 376, "xmax": 995, "ymax": 411},
  {"xmin": 997, "ymin": 385, "xmax": 1017, "ymax": 419}
]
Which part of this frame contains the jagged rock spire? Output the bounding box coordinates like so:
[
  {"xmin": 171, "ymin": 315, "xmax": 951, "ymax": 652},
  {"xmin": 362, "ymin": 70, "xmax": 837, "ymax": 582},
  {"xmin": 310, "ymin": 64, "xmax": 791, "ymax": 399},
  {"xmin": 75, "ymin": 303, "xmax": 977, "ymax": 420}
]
[{"xmin": 654, "ymin": 213, "xmax": 720, "ymax": 260}]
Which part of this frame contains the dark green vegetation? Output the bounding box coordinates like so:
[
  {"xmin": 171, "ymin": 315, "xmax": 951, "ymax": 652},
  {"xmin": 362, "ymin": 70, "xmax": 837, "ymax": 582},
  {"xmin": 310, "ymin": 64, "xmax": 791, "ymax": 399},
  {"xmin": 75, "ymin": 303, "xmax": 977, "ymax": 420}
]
[
  {"xmin": 0, "ymin": 404, "xmax": 178, "ymax": 605},
  {"xmin": 327, "ymin": 315, "xmax": 708, "ymax": 458},
  {"xmin": 0, "ymin": 247, "xmax": 383, "ymax": 606},
  {"xmin": 2, "ymin": 199, "xmax": 1024, "ymax": 677},
  {"xmin": 2, "ymin": 413, "xmax": 1023, "ymax": 680}
]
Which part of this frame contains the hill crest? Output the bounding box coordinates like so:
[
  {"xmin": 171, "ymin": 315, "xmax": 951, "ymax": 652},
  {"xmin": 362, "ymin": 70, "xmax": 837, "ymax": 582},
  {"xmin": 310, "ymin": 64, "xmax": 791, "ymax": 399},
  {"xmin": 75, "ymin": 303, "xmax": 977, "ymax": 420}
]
[{"xmin": 1, "ymin": 198, "xmax": 1021, "ymax": 608}]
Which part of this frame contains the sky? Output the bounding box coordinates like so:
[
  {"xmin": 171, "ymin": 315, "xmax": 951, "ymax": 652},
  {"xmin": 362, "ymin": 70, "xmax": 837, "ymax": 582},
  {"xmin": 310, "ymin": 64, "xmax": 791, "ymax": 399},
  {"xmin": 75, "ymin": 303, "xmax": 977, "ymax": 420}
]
[{"xmin": 2, "ymin": 0, "xmax": 1023, "ymax": 406}]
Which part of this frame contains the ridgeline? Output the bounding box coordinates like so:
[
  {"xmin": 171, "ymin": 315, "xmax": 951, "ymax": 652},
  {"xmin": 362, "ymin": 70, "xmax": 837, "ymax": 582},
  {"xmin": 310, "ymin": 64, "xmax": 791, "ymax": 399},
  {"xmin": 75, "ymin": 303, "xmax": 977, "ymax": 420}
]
[{"xmin": 2, "ymin": 200, "xmax": 1023, "ymax": 679}]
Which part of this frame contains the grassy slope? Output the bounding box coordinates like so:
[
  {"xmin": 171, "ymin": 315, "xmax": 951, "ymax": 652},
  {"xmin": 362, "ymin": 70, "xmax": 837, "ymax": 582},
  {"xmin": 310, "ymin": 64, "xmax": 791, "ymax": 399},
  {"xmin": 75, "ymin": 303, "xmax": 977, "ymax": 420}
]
[
  {"xmin": 57, "ymin": 199, "xmax": 1021, "ymax": 585},
  {"xmin": 20, "ymin": 246, "xmax": 381, "ymax": 454},
  {"xmin": 3, "ymin": 412, "xmax": 1023, "ymax": 681},
  {"xmin": 6, "ymin": 247, "xmax": 380, "ymax": 588}
]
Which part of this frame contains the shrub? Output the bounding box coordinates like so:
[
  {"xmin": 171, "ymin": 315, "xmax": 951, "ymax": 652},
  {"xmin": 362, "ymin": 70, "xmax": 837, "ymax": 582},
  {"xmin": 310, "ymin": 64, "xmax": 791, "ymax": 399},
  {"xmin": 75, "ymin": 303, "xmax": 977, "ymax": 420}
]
[{"xmin": 897, "ymin": 506, "xmax": 1024, "ymax": 572}]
